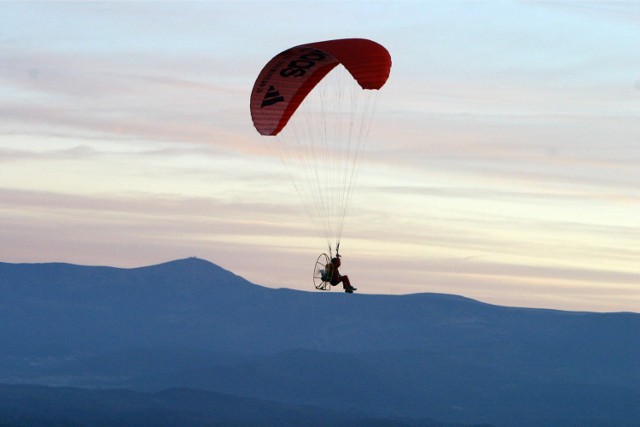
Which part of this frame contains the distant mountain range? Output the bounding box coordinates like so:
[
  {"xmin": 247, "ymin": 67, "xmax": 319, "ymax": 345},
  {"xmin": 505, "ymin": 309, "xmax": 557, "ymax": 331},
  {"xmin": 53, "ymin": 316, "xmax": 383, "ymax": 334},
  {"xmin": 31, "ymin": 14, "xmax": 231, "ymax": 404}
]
[{"xmin": 1, "ymin": 258, "xmax": 638, "ymax": 427}]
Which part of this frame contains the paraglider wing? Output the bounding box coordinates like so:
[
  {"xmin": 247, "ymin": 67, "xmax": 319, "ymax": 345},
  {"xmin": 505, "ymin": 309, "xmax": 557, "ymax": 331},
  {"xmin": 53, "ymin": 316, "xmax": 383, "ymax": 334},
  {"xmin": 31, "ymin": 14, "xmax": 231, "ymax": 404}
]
[
  {"xmin": 250, "ymin": 38, "xmax": 392, "ymax": 136},
  {"xmin": 250, "ymin": 38, "xmax": 392, "ymax": 261}
]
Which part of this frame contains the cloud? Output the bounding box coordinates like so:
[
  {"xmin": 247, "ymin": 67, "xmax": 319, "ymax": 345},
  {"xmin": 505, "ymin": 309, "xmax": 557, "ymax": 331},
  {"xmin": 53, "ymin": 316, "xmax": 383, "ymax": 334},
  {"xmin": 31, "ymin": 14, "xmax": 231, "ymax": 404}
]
[
  {"xmin": 0, "ymin": 41, "xmax": 254, "ymax": 152},
  {"xmin": 0, "ymin": 145, "xmax": 98, "ymax": 162},
  {"xmin": 0, "ymin": 185, "xmax": 313, "ymax": 263}
]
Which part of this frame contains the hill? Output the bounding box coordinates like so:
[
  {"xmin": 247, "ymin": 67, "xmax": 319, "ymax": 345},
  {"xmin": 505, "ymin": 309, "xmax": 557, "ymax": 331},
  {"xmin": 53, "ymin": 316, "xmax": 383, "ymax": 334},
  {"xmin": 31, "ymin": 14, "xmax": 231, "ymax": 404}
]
[
  {"xmin": 1, "ymin": 258, "xmax": 638, "ymax": 426},
  {"xmin": 1, "ymin": 384, "xmax": 478, "ymax": 427}
]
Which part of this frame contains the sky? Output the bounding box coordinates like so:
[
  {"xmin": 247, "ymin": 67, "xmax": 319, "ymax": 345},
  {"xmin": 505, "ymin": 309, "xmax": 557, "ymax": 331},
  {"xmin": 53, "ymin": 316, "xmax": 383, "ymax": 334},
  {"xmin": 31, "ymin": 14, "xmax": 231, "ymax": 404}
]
[{"xmin": 1, "ymin": 1, "xmax": 638, "ymax": 313}]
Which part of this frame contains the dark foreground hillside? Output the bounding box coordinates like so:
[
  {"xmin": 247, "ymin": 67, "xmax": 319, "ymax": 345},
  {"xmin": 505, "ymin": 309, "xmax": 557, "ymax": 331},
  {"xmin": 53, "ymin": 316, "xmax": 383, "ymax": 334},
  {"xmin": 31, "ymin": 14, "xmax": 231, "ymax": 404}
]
[
  {"xmin": 1, "ymin": 384, "xmax": 482, "ymax": 427},
  {"xmin": 1, "ymin": 258, "xmax": 638, "ymax": 427}
]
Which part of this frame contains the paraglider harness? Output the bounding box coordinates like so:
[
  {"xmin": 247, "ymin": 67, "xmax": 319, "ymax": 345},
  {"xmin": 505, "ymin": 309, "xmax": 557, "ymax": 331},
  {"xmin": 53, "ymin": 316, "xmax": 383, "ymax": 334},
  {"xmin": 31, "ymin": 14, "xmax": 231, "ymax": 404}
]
[{"xmin": 313, "ymin": 243, "xmax": 340, "ymax": 291}]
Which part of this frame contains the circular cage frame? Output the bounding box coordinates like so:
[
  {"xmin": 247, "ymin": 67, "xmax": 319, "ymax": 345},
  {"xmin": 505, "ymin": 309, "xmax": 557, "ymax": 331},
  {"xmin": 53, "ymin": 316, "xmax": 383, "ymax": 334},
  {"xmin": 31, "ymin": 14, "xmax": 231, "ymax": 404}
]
[{"xmin": 313, "ymin": 253, "xmax": 333, "ymax": 291}]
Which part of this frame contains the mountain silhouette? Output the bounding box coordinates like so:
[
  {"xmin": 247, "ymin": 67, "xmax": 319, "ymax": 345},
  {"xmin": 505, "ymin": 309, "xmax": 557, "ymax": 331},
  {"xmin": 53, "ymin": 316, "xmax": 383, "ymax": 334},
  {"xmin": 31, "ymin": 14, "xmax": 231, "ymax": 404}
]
[{"xmin": 1, "ymin": 258, "xmax": 638, "ymax": 426}]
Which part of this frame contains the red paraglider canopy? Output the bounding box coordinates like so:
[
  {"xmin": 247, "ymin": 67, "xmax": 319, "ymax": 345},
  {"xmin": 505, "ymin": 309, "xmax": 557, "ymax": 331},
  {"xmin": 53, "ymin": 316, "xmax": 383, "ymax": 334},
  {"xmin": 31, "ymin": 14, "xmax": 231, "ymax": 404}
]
[{"xmin": 250, "ymin": 38, "xmax": 392, "ymax": 136}]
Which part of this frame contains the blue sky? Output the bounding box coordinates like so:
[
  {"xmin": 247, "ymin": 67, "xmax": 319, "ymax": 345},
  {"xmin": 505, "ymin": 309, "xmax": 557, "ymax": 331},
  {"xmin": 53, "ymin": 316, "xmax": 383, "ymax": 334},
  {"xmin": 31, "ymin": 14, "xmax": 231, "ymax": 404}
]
[{"xmin": 1, "ymin": 1, "xmax": 638, "ymax": 312}]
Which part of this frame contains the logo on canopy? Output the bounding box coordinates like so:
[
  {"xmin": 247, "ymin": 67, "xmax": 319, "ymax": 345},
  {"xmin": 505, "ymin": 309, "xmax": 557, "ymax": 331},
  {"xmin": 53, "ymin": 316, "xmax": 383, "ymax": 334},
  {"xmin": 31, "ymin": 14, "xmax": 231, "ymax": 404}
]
[{"xmin": 261, "ymin": 85, "xmax": 285, "ymax": 107}]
